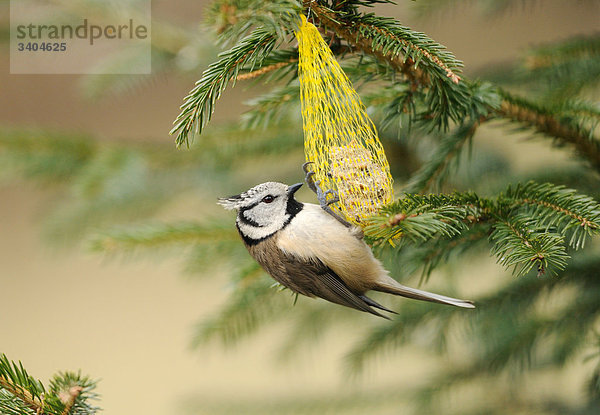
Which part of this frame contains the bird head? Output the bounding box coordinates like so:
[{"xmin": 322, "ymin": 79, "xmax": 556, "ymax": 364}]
[{"xmin": 218, "ymin": 182, "xmax": 303, "ymax": 239}]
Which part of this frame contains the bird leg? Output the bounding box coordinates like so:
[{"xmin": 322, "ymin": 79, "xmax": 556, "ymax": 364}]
[
  {"xmin": 302, "ymin": 161, "xmax": 318, "ymax": 194},
  {"xmin": 302, "ymin": 162, "xmax": 353, "ymax": 228}
]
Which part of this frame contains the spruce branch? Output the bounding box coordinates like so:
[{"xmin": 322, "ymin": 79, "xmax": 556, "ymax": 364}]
[
  {"xmin": 558, "ymin": 100, "xmax": 600, "ymax": 123},
  {"xmin": 306, "ymin": 1, "xmax": 462, "ymax": 86},
  {"xmin": 345, "ymin": 302, "xmax": 461, "ymax": 373},
  {"xmin": 406, "ymin": 263, "xmax": 600, "ymax": 412},
  {"xmin": 191, "ymin": 266, "xmax": 293, "ymax": 348},
  {"xmin": 363, "ymin": 192, "xmax": 485, "ymax": 246},
  {"xmin": 236, "ymin": 48, "xmax": 299, "ymax": 82},
  {"xmin": 305, "ymin": 1, "xmax": 485, "ymax": 130},
  {"xmin": 0, "ymin": 355, "xmax": 47, "ymax": 414},
  {"xmin": 481, "ymin": 34, "xmax": 600, "ymax": 105},
  {"xmin": 504, "ymin": 181, "xmax": 600, "ymax": 249},
  {"xmin": 404, "ymin": 118, "xmax": 480, "ymax": 193},
  {"xmin": 349, "ymin": 252, "xmax": 600, "ymax": 392},
  {"xmin": 59, "ymin": 387, "xmax": 81, "ymax": 415},
  {"xmin": 489, "ymin": 216, "xmax": 569, "ymax": 277},
  {"xmin": 415, "ymin": 277, "xmax": 600, "ymax": 407},
  {"xmin": 0, "ymin": 128, "xmax": 95, "ymax": 183},
  {"xmin": 355, "ymin": 14, "xmax": 462, "ymax": 84},
  {"xmin": 496, "ymin": 91, "xmax": 600, "ymax": 171},
  {"xmin": 240, "ymin": 83, "xmax": 301, "ymax": 129},
  {"xmin": 364, "ymin": 203, "xmax": 469, "ymax": 246},
  {"xmin": 170, "ymin": 28, "xmax": 280, "ymax": 147},
  {"xmin": 235, "ymin": 59, "xmax": 297, "ymax": 80},
  {"xmin": 0, "ymin": 354, "xmax": 99, "ymax": 415},
  {"xmin": 523, "ymin": 35, "xmax": 600, "ymax": 102},
  {"xmin": 364, "ymin": 182, "xmax": 598, "ymax": 277},
  {"xmin": 49, "ymin": 372, "xmax": 99, "ymax": 415},
  {"xmin": 206, "ymin": 0, "xmax": 301, "ymax": 45},
  {"xmin": 394, "ymin": 226, "xmax": 490, "ymax": 283},
  {"xmin": 525, "ymin": 35, "xmax": 600, "ymax": 72},
  {"xmin": 89, "ymin": 222, "xmax": 239, "ymax": 253},
  {"xmin": 305, "ymin": 2, "xmax": 599, "ymax": 164},
  {"xmin": 0, "ymin": 376, "xmax": 45, "ymax": 414}
]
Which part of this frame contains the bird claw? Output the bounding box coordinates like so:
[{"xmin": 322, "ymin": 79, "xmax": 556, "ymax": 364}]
[
  {"xmin": 322, "ymin": 189, "xmax": 341, "ymax": 209},
  {"xmin": 302, "ymin": 161, "xmax": 314, "ymax": 174},
  {"xmin": 302, "ymin": 162, "xmax": 352, "ymax": 228},
  {"xmin": 302, "ymin": 162, "xmax": 318, "ymax": 194},
  {"xmin": 303, "ymin": 162, "xmax": 334, "ymax": 207}
]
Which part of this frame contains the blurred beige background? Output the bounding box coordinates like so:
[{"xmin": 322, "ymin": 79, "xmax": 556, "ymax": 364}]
[{"xmin": 1, "ymin": 1, "xmax": 599, "ymax": 414}]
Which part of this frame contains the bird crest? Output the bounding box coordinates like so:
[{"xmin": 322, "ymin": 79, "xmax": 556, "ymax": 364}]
[{"xmin": 217, "ymin": 182, "xmax": 285, "ymax": 210}]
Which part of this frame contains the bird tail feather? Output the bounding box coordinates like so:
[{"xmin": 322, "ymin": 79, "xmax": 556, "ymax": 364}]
[{"xmin": 374, "ymin": 278, "xmax": 475, "ymax": 309}]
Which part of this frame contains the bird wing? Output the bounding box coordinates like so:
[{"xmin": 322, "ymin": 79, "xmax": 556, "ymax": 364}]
[{"xmin": 278, "ymin": 251, "xmax": 390, "ymax": 319}]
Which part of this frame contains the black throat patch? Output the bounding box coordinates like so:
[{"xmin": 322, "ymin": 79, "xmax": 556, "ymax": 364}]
[{"xmin": 286, "ymin": 196, "xmax": 303, "ymax": 218}]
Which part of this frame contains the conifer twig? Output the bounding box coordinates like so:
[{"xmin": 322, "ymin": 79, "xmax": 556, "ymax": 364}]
[
  {"xmin": 519, "ymin": 198, "xmax": 598, "ymax": 230},
  {"xmin": 497, "ymin": 94, "xmax": 600, "ymax": 171},
  {"xmin": 306, "ymin": 2, "xmax": 599, "ymax": 170},
  {"xmin": 170, "ymin": 28, "xmax": 279, "ymax": 147},
  {"xmin": 405, "ymin": 118, "xmax": 483, "ymax": 193},
  {"xmin": 0, "ymin": 375, "xmax": 46, "ymax": 414},
  {"xmin": 360, "ymin": 21, "xmax": 461, "ymax": 84},
  {"xmin": 60, "ymin": 386, "xmax": 83, "ymax": 415},
  {"xmin": 307, "ymin": 2, "xmax": 430, "ymax": 87},
  {"xmin": 236, "ymin": 59, "xmax": 298, "ymax": 80}
]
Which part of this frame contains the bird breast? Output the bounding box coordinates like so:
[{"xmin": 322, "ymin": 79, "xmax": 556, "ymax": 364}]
[{"xmin": 275, "ymin": 203, "xmax": 387, "ymax": 293}]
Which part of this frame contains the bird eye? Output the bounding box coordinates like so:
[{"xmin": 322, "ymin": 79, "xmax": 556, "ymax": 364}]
[{"xmin": 262, "ymin": 195, "xmax": 275, "ymax": 203}]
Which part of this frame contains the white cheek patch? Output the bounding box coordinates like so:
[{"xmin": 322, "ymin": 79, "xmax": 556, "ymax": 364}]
[
  {"xmin": 242, "ymin": 198, "xmax": 287, "ymax": 224},
  {"xmin": 237, "ymin": 214, "xmax": 289, "ymax": 241},
  {"xmin": 243, "ymin": 206, "xmax": 265, "ymax": 226},
  {"xmin": 241, "ymin": 209, "xmax": 260, "ymax": 227}
]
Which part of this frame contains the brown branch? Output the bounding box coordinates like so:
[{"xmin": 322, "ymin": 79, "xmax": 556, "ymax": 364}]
[
  {"xmin": 384, "ymin": 212, "xmax": 418, "ymax": 227},
  {"xmin": 0, "ymin": 375, "xmax": 47, "ymax": 414},
  {"xmin": 307, "ymin": 3, "xmax": 430, "ymax": 88},
  {"xmin": 519, "ymin": 198, "xmax": 599, "ymax": 229},
  {"xmin": 497, "ymin": 98, "xmax": 600, "ymax": 171},
  {"xmin": 303, "ymin": 3, "xmax": 600, "ymax": 170},
  {"xmin": 60, "ymin": 386, "xmax": 83, "ymax": 415},
  {"xmin": 307, "ymin": 2, "xmax": 461, "ymax": 84},
  {"xmin": 504, "ymin": 221, "xmax": 534, "ymax": 249},
  {"xmin": 365, "ymin": 24, "xmax": 460, "ymax": 84},
  {"xmin": 236, "ymin": 59, "xmax": 297, "ymax": 81}
]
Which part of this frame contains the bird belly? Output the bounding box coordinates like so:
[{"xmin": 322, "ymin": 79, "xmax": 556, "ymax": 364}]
[
  {"xmin": 276, "ymin": 204, "xmax": 387, "ymax": 293},
  {"xmin": 246, "ymin": 237, "xmax": 314, "ymax": 297}
]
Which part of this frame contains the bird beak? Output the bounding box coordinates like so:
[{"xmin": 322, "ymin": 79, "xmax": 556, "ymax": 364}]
[{"xmin": 287, "ymin": 182, "xmax": 303, "ymax": 196}]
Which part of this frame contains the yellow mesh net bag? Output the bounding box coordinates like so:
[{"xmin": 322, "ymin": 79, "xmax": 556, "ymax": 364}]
[{"xmin": 295, "ymin": 15, "xmax": 394, "ymax": 225}]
